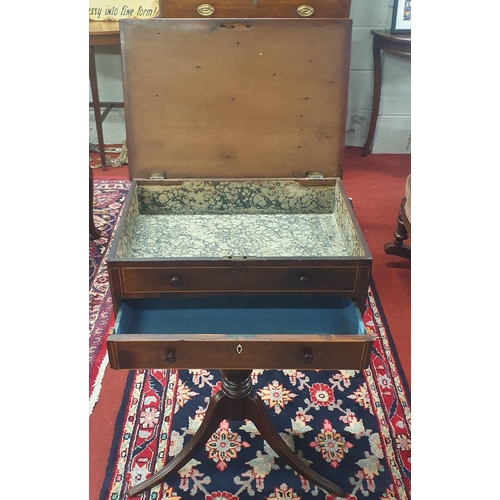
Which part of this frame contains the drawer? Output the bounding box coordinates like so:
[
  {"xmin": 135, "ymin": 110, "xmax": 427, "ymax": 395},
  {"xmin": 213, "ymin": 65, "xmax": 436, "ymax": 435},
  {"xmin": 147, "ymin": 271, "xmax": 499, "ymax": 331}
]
[
  {"xmin": 116, "ymin": 264, "xmax": 361, "ymax": 296},
  {"xmin": 160, "ymin": 0, "xmax": 352, "ymax": 19},
  {"xmin": 107, "ymin": 295, "xmax": 373, "ymax": 371}
]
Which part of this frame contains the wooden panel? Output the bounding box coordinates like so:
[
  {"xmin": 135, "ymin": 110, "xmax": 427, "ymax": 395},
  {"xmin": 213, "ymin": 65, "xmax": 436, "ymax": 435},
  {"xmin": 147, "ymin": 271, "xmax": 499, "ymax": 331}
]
[
  {"xmin": 108, "ymin": 335, "xmax": 373, "ymax": 370},
  {"xmin": 160, "ymin": 0, "xmax": 352, "ymax": 19},
  {"xmin": 121, "ymin": 18, "xmax": 352, "ymax": 179},
  {"xmin": 119, "ymin": 264, "xmax": 359, "ymax": 295}
]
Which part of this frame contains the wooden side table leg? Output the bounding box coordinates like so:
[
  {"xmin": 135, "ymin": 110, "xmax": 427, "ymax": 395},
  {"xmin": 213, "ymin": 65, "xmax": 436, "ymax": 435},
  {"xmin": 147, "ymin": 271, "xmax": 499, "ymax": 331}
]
[
  {"xmin": 128, "ymin": 370, "xmax": 346, "ymax": 498},
  {"xmin": 362, "ymin": 41, "xmax": 382, "ymax": 157},
  {"xmin": 127, "ymin": 390, "xmax": 229, "ymax": 497},
  {"xmin": 89, "ymin": 45, "xmax": 108, "ymax": 171},
  {"xmin": 244, "ymin": 392, "xmax": 346, "ymax": 497}
]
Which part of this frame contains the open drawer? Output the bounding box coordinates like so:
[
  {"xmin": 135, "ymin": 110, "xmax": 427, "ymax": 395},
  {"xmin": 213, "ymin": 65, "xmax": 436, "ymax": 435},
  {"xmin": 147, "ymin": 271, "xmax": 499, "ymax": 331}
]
[{"xmin": 107, "ymin": 295, "xmax": 373, "ymax": 371}]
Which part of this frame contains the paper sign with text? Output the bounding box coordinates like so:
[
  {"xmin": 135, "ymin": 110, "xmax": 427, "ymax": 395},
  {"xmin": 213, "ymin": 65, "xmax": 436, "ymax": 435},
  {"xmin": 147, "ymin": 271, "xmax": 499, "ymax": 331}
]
[{"xmin": 89, "ymin": 1, "xmax": 159, "ymax": 21}]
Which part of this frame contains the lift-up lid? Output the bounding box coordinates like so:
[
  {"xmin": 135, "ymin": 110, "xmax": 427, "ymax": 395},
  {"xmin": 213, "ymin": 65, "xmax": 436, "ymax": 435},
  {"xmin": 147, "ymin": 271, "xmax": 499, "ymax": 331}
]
[{"xmin": 120, "ymin": 18, "xmax": 352, "ymax": 180}]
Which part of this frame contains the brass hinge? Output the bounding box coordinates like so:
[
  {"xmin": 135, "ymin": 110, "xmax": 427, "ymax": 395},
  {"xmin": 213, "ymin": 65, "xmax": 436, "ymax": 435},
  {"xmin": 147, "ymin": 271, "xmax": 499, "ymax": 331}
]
[
  {"xmin": 149, "ymin": 172, "xmax": 166, "ymax": 180},
  {"xmin": 306, "ymin": 171, "xmax": 324, "ymax": 180}
]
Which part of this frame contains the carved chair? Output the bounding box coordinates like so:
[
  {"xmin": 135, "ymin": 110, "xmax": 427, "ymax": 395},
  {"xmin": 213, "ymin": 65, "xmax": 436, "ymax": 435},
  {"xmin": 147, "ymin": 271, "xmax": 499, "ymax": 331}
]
[{"xmin": 384, "ymin": 174, "xmax": 411, "ymax": 259}]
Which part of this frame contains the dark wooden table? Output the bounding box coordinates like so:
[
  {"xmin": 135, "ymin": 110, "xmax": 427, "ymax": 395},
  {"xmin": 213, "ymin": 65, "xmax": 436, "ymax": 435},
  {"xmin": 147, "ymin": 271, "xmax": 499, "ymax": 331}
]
[
  {"xmin": 89, "ymin": 21, "xmax": 123, "ymax": 171},
  {"xmin": 361, "ymin": 30, "xmax": 411, "ymax": 157}
]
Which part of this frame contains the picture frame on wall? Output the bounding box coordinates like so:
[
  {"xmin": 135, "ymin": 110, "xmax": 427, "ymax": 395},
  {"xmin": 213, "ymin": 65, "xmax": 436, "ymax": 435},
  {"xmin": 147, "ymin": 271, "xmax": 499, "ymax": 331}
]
[{"xmin": 391, "ymin": 0, "xmax": 411, "ymax": 34}]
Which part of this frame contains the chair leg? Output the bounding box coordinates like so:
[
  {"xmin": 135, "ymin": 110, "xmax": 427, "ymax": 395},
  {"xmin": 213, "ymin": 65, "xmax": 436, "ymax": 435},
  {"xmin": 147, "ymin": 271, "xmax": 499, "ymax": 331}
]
[{"xmin": 384, "ymin": 197, "xmax": 410, "ymax": 259}]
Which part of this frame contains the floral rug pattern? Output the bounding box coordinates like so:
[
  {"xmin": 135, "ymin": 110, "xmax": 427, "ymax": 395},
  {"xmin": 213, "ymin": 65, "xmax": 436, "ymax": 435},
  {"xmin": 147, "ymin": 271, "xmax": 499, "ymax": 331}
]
[
  {"xmin": 89, "ymin": 180, "xmax": 130, "ymax": 409},
  {"xmin": 99, "ymin": 287, "xmax": 410, "ymax": 499}
]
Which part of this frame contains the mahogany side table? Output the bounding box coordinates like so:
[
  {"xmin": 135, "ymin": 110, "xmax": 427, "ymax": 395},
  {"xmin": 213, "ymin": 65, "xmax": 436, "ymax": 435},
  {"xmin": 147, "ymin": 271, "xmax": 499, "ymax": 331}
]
[
  {"xmin": 89, "ymin": 21, "xmax": 123, "ymax": 171},
  {"xmin": 361, "ymin": 30, "xmax": 411, "ymax": 157}
]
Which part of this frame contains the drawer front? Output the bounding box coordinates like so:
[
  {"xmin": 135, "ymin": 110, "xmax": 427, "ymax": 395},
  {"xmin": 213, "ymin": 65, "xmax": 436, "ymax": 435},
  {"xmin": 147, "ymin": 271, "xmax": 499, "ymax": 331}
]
[
  {"xmin": 160, "ymin": 0, "xmax": 352, "ymax": 19},
  {"xmin": 119, "ymin": 265, "xmax": 360, "ymax": 296},
  {"xmin": 108, "ymin": 336, "xmax": 373, "ymax": 371}
]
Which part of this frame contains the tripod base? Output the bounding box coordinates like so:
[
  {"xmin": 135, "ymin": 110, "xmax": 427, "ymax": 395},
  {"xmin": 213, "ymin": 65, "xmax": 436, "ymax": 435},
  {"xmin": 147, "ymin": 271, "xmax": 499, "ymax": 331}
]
[{"xmin": 128, "ymin": 370, "xmax": 346, "ymax": 498}]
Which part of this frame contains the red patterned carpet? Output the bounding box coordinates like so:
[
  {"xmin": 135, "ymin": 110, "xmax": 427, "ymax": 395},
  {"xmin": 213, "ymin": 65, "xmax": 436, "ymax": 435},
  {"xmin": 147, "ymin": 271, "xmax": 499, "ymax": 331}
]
[{"xmin": 89, "ymin": 180, "xmax": 130, "ymax": 410}]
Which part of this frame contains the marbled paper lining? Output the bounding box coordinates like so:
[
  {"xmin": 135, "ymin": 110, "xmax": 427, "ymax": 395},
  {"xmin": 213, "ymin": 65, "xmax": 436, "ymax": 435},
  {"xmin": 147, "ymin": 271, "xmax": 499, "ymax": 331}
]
[
  {"xmin": 128, "ymin": 213, "xmax": 348, "ymax": 258},
  {"xmin": 115, "ymin": 180, "xmax": 366, "ymax": 259},
  {"xmin": 137, "ymin": 181, "xmax": 334, "ymax": 215}
]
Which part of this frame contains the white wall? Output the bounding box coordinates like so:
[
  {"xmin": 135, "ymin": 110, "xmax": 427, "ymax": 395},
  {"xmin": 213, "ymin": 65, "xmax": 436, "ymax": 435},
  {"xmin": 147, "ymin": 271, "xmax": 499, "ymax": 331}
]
[
  {"xmin": 89, "ymin": 44, "xmax": 124, "ymax": 146},
  {"xmin": 89, "ymin": 0, "xmax": 411, "ymax": 153},
  {"xmin": 348, "ymin": 0, "xmax": 411, "ymax": 153}
]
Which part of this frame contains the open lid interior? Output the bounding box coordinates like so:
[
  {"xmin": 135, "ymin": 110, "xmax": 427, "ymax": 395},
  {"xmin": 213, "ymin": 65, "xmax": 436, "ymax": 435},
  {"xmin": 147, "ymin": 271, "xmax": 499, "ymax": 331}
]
[{"xmin": 120, "ymin": 17, "xmax": 352, "ymax": 180}]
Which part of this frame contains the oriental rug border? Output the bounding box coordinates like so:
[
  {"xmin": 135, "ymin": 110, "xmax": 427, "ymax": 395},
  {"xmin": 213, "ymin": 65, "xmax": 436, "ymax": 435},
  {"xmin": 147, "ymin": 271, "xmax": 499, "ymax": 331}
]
[{"xmin": 90, "ymin": 180, "xmax": 130, "ymax": 414}]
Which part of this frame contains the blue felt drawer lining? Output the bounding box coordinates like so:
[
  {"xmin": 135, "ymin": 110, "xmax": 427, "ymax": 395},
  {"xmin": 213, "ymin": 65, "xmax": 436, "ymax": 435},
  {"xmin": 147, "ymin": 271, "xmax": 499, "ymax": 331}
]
[{"xmin": 114, "ymin": 295, "xmax": 364, "ymax": 336}]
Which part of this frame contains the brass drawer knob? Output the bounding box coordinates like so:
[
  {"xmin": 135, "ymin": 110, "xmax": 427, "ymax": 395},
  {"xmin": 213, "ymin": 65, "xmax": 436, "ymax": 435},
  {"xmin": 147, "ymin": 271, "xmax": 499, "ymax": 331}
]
[
  {"xmin": 170, "ymin": 276, "xmax": 181, "ymax": 287},
  {"xmin": 297, "ymin": 5, "xmax": 315, "ymax": 17},
  {"xmin": 302, "ymin": 347, "xmax": 314, "ymax": 364},
  {"xmin": 197, "ymin": 4, "xmax": 214, "ymax": 16},
  {"xmin": 165, "ymin": 349, "xmax": 176, "ymax": 364},
  {"xmin": 299, "ymin": 275, "xmax": 309, "ymax": 285}
]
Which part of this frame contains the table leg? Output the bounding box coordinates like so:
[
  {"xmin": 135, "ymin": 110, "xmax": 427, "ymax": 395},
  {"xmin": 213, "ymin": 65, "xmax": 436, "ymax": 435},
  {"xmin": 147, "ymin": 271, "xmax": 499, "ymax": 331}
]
[
  {"xmin": 362, "ymin": 42, "xmax": 382, "ymax": 157},
  {"xmin": 89, "ymin": 45, "xmax": 108, "ymax": 171},
  {"xmin": 128, "ymin": 370, "xmax": 346, "ymax": 498},
  {"xmin": 244, "ymin": 391, "xmax": 346, "ymax": 497},
  {"xmin": 128, "ymin": 390, "xmax": 227, "ymax": 497}
]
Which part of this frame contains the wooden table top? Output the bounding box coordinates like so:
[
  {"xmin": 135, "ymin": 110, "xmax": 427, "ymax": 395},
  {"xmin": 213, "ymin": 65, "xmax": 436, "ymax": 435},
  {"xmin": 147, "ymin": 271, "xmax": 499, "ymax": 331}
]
[
  {"xmin": 370, "ymin": 29, "xmax": 411, "ymax": 57},
  {"xmin": 371, "ymin": 29, "xmax": 411, "ymax": 42},
  {"xmin": 89, "ymin": 21, "xmax": 120, "ymax": 45}
]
